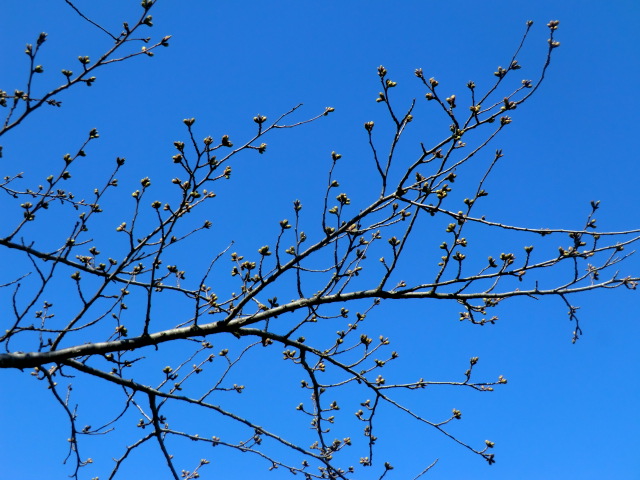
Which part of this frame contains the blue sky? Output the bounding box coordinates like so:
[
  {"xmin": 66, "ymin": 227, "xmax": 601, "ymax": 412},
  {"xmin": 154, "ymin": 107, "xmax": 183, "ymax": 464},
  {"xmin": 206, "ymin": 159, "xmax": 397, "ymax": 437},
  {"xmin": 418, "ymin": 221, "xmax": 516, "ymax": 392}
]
[{"xmin": 1, "ymin": 1, "xmax": 639, "ymax": 479}]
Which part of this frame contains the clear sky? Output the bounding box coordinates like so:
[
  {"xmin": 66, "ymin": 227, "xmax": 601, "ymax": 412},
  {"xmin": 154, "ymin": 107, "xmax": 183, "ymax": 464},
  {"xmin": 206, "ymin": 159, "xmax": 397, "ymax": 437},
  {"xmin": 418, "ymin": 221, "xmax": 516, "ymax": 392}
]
[{"xmin": 1, "ymin": 1, "xmax": 639, "ymax": 479}]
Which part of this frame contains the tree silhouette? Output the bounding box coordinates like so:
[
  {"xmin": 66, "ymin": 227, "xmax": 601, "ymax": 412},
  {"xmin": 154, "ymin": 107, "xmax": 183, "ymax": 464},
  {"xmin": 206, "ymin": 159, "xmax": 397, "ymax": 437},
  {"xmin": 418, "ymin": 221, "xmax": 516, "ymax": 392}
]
[{"xmin": 1, "ymin": 3, "xmax": 638, "ymax": 479}]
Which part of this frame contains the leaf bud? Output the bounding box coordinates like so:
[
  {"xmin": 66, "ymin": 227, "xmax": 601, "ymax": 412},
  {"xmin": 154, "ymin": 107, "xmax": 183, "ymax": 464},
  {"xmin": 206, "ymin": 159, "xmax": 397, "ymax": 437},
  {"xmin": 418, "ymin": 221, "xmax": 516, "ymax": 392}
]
[
  {"xmin": 336, "ymin": 193, "xmax": 350, "ymax": 205},
  {"xmin": 494, "ymin": 66, "xmax": 507, "ymax": 78},
  {"xmin": 388, "ymin": 236, "xmax": 400, "ymax": 247}
]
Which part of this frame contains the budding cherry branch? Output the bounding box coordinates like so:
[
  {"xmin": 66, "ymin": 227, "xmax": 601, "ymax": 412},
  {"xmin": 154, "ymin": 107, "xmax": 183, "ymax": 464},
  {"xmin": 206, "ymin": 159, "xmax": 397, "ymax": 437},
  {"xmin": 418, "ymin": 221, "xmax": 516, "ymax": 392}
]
[{"xmin": 1, "ymin": 3, "xmax": 638, "ymax": 480}]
